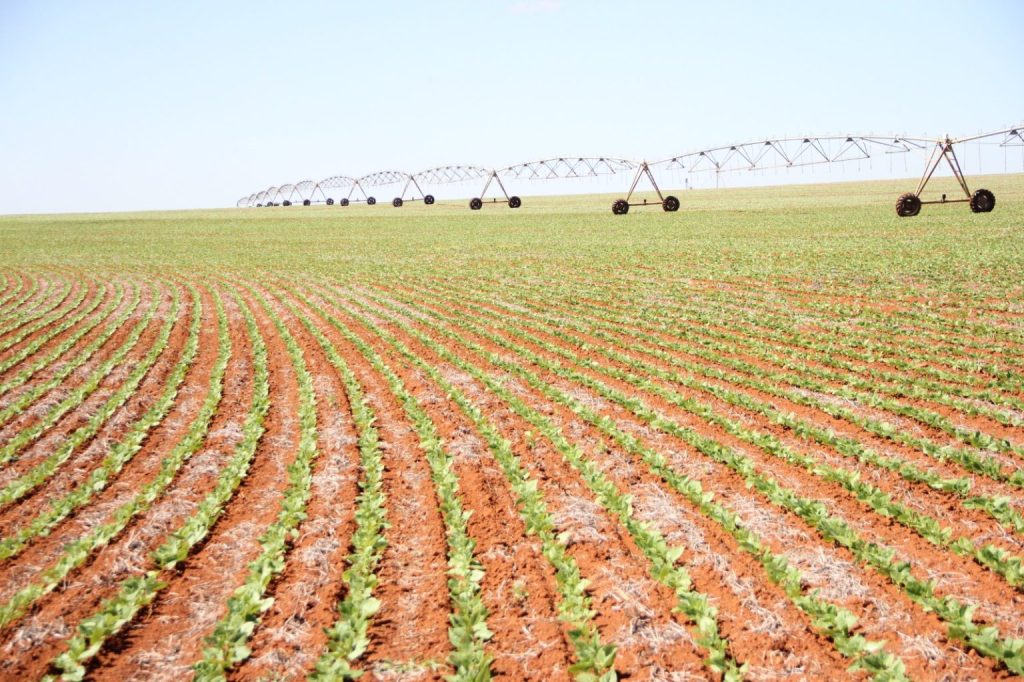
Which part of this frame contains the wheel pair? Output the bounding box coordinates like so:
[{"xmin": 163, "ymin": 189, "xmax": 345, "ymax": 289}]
[
  {"xmin": 469, "ymin": 197, "xmax": 483, "ymax": 210},
  {"xmin": 393, "ymin": 197, "xmax": 403, "ymax": 208},
  {"xmin": 326, "ymin": 198, "xmax": 334, "ymax": 206},
  {"xmin": 970, "ymin": 189, "xmax": 995, "ymax": 213},
  {"xmin": 366, "ymin": 196, "xmax": 376, "ymax": 206},
  {"xmin": 662, "ymin": 195, "xmax": 680, "ymax": 212},
  {"xmin": 895, "ymin": 193, "xmax": 921, "ymax": 217},
  {"xmin": 282, "ymin": 200, "xmax": 292, "ymax": 207},
  {"xmin": 611, "ymin": 199, "xmax": 629, "ymax": 215},
  {"xmin": 424, "ymin": 194, "xmax": 435, "ymax": 205},
  {"xmin": 303, "ymin": 199, "xmax": 311, "ymax": 206},
  {"xmin": 339, "ymin": 198, "xmax": 350, "ymax": 207},
  {"xmin": 508, "ymin": 196, "xmax": 522, "ymax": 209}
]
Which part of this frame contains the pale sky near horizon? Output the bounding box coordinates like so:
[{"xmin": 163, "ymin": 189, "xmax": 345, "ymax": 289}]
[{"xmin": 1, "ymin": 0, "xmax": 1022, "ymax": 215}]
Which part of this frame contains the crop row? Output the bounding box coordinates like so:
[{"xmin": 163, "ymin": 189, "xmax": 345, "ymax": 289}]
[
  {"xmin": 356, "ymin": 280, "xmax": 1024, "ymax": 674},
  {"xmin": 426, "ymin": 279, "xmax": 1024, "ymax": 533},
  {"xmin": 0, "ymin": 280, "xmax": 123, "ymax": 400},
  {"xmin": 334, "ymin": 281, "xmax": 913, "ymax": 679},
  {"xmin": 1, "ymin": 270, "xmax": 1020, "ymax": 680},
  {"xmin": 0, "ymin": 281, "xmax": 157, "ymax": 462},
  {"xmin": 0, "ymin": 277, "xmax": 76, "ymax": 352},
  {"xmin": 466, "ymin": 273, "xmax": 1024, "ymax": 420},
  {"xmin": 46, "ymin": 285, "xmax": 267, "ymax": 680}
]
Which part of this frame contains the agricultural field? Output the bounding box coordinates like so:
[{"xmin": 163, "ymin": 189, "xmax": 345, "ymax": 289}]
[{"xmin": 1, "ymin": 173, "xmax": 1024, "ymax": 681}]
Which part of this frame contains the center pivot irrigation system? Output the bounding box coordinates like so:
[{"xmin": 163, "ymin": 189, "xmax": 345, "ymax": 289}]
[{"xmin": 237, "ymin": 124, "xmax": 1022, "ymax": 216}]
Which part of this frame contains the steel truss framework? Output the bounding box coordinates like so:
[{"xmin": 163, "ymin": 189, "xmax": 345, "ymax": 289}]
[
  {"xmin": 236, "ymin": 124, "xmax": 1022, "ymax": 215},
  {"xmin": 467, "ymin": 157, "xmax": 638, "ymax": 210},
  {"xmin": 656, "ymin": 135, "xmax": 930, "ymax": 176},
  {"xmin": 358, "ymin": 170, "xmax": 435, "ymax": 207}
]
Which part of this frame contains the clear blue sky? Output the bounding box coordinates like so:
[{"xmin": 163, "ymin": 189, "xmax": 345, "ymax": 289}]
[{"xmin": 1, "ymin": 0, "xmax": 1021, "ymax": 214}]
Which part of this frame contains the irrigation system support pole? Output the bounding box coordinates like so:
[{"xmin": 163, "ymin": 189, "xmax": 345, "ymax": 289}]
[
  {"xmin": 612, "ymin": 162, "xmax": 679, "ymax": 214},
  {"xmin": 476, "ymin": 172, "xmax": 510, "ymax": 201},
  {"xmin": 624, "ymin": 162, "xmax": 666, "ymax": 203},
  {"xmin": 896, "ymin": 133, "xmax": 1000, "ymax": 216},
  {"xmin": 915, "ymin": 137, "xmax": 972, "ymax": 199},
  {"xmin": 469, "ymin": 171, "xmax": 519, "ymax": 210}
]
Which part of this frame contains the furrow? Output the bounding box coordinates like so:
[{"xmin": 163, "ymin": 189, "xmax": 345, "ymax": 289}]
[
  {"xmin": 191, "ymin": 281, "xmax": 321, "ymax": 679},
  {"xmin": 0, "ymin": 282, "xmax": 229, "ymax": 679},
  {"xmin": 424, "ymin": 282, "xmax": 1024, "ymax": 536},
  {"xmin": 285, "ymin": 281, "xmax": 603, "ymax": 681},
  {"xmin": 0, "ymin": 277, "xmax": 103, "ymax": 382},
  {"xmin": 0, "ymin": 281, "xmax": 212, "ymax": 575},
  {"xmin": 328, "ymin": 283, "xmax": 746, "ymax": 680},
  {"xmin": 0, "ymin": 279, "xmax": 161, "ymax": 469},
  {"xmin": 0, "ymin": 282, "xmax": 183, "ymax": 509},
  {"xmin": 536, "ymin": 289, "xmax": 1024, "ymax": 448},
  {"xmin": 10, "ymin": 285, "xmax": 262, "ymax": 681},
  {"xmin": 0, "ymin": 276, "xmax": 76, "ymax": 355},
  {"xmin": 0, "ymin": 273, "xmax": 55, "ymax": 339},
  {"xmin": 87, "ymin": 281, "xmax": 294, "ymax": 681},
  {"xmin": 342, "ymin": 284, "xmax": 888, "ymax": 680},
  {"xmin": 0, "ymin": 277, "xmax": 122, "ymax": 400},
  {"xmin": 371, "ymin": 283, "xmax": 1022, "ymax": 678},
  {"xmin": 488, "ymin": 273, "xmax": 1024, "ymax": 408},
  {"xmin": 297, "ymin": 283, "xmax": 493, "ymax": 681}
]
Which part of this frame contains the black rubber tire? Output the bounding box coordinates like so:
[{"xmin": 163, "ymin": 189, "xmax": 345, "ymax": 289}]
[
  {"xmin": 612, "ymin": 199, "xmax": 629, "ymax": 215},
  {"xmin": 282, "ymin": 200, "xmax": 292, "ymax": 207},
  {"xmin": 662, "ymin": 195, "xmax": 680, "ymax": 212},
  {"xmin": 340, "ymin": 198, "xmax": 350, "ymax": 207},
  {"xmin": 424, "ymin": 194, "xmax": 435, "ymax": 205},
  {"xmin": 895, "ymin": 192, "xmax": 921, "ymax": 217},
  {"xmin": 303, "ymin": 199, "xmax": 311, "ymax": 206},
  {"xmin": 326, "ymin": 198, "xmax": 334, "ymax": 206},
  {"xmin": 256, "ymin": 203, "xmax": 263, "ymax": 208},
  {"xmin": 970, "ymin": 189, "xmax": 995, "ymax": 213},
  {"xmin": 392, "ymin": 197, "xmax": 403, "ymax": 208},
  {"xmin": 470, "ymin": 197, "xmax": 483, "ymax": 210},
  {"xmin": 367, "ymin": 196, "xmax": 376, "ymax": 206},
  {"xmin": 508, "ymin": 196, "xmax": 522, "ymax": 209}
]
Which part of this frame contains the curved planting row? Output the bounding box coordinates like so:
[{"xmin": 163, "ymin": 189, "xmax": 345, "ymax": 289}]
[{"xmin": 0, "ymin": 268, "xmax": 1021, "ymax": 682}]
